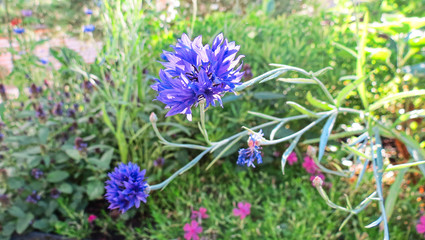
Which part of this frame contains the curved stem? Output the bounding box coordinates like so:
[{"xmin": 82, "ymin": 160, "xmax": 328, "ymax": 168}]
[
  {"xmin": 149, "ymin": 146, "xmax": 212, "ymax": 191},
  {"xmin": 262, "ymin": 114, "xmax": 330, "ymax": 145},
  {"xmin": 151, "ymin": 119, "xmax": 209, "ymax": 150}
]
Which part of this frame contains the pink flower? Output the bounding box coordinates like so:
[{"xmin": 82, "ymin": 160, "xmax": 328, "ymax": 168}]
[
  {"xmin": 287, "ymin": 152, "xmax": 298, "ymax": 165},
  {"xmin": 417, "ymin": 216, "xmax": 425, "ymax": 235},
  {"xmin": 88, "ymin": 214, "xmax": 97, "ymax": 223},
  {"xmin": 191, "ymin": 207, "xmax": 209, "ymax": 220},
  {"xmin": 310, "ymin": 174, "xmax": 325, "ymax": 186},
  {"xmin": 302, "ymin": 156, "xmax": 317, "ymax": 174},
  {"xmin": 233, "ymin": 202, "xmax": 251, "ymax": 220},
  {"xmin": 184, "ymin": 220, "xmax": 203, "ymax": 240}
]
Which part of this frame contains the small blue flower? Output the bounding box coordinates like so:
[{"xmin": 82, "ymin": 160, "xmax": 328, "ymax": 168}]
[
  {"xmin": 237, "ymin": 130, "xmax": 264, "ymax": 168},
  {"xmin": 26, "ymin": 191, "xmax": 41, "ymax": 204},
  {"xmin": 53, "ymin": 102, "xmax": 63, "ymax": 116},
  {"xmin": 83, "ymin": 25, "xmax": 95, "ymax": 33},
  {"xmin": 13, "ymin": 28, "xmax": 25, "ymax": 34},
  {"xmin": 31, "ymin": 168, "xmax": 44, "ymax": 179},
  {"xmin": 152, "ymin": 33, "xmax": 244, "ymax": 120},
  {"xmin": 105, "ymin": 162, "xmax": 149, "ymax": 213},
  {"xmin": 39, "ymin": 58, "xmax": 48, "ymax": 65},
  {"xmin": 50, "ymin": 188, "xmax": 61, "ymax": 199},
  {"xmin": 74, "ymin": 137, "xmax": 87, "ymax": 152},
  {"xmin": 85, "ymin": 9, "xmax": 93, "ymax": 15}
]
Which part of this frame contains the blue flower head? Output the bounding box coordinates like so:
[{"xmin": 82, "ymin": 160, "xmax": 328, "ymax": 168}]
[
  {"xmin": 13, "ymin": 28, "xmax": 25, "ymax": 34},
  {"xmin": 237, "ymin": 130, "xmax": 264, "ymax": 168},
  {"xmin": 152, "ymin": 33, "xmax": 244, "ymax": 120},
  {"xmin": 85, "ymin": 9, "xmax": 93, "ymax": 15},
  {"xmin": 105, "ymin": 162, "xmax": 149, "ymax": 213},
  {"xmin": 83, "ymin": 25, "xmax": 95, "ymax": 33}
]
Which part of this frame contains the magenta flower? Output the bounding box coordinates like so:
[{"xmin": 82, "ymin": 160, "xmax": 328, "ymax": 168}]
[
  {"xmin": 233, "ymin": 202, "xmax": 251, "ymax": 220},
  {"xmin": 302, "ymin": 156, "xmax": 317, "ymax": 174},
  {"xmin": 417, "ymin": 216, "xmax": 425, "ymax": 236},
  {"xmin": 88, "ymin": 214, "xmax": 97, "ymax": 223},
  {"xmin": 287, "ymin": 152, "xmax": 298, "ymax": 165},
  {"xmin": 191, "ymin": 207, "xmax": 209, "ymax": 220},
  {"xmin": 183, "ymin": 220, "xmax": 203, "ymax": 240}
]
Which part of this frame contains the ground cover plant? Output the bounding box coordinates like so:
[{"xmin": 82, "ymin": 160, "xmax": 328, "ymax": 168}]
[{"xmin": 0, "ymin": 0, "xmax": 424, "ymax": 239}]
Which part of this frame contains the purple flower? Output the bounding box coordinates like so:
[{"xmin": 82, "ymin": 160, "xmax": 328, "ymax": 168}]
[
  {"xmin": 21, "ymin": 10, "xmax": 33, "ymax": 17},
  {"xmin": 85, "ymin": 9, "xmax": 93, "ymax": 15},
  {"xmin": 0, "ymin": 84, "xmax": 6, "ymax": 97},
  {"xmin": 0, "ymin": 133, "xmax": 3, "ymax": 142},
  {"xmin": 82, "ymin": 80, "xmax": 93, "ymax": 92},
  {"xmin": 83, "ymin": 25, "xmax": 95, "ymax": 33},
  {"xmin": 74, "ymin": 137, "xmax": 87, "ymax": 152},
  {"xmin": 13, "ymin": 28, "xmax": 25, "ymax": 34},
  {"xmin": 35, "ymin": 106, "xmax": 46, "ymax": 120},
  {"xmin": 50, "ymin": 188, "xmax": 61, "ymax": 199},
  {"xmin": 67, "ymin": 108, "xmax": 76, "ymax": 118},
  {"xmin": 104, "ymin": 162, "xmax": 149, "ymax": 213},
  {"xmin": 0, "ymin": 194, "xmax": 9, "ymax": 205},
  {"xmin": 153, "ymin": 157, "xmax": 165, "ymax": 167},
  {"xmin": 151, "ymin": 33, "xmax": 244, "ymax": 120},
  {"xmin": 237, "ymin": 130, "xmax": 263, "ymax": 168},
  {"xmin": 29, "ymin": 83, "xmax": 42, "ymax": 97},
  {"xmin": 31, "ymin": 168, "xmax": 44, "ymax": 179},
  {"xmin": 26, "ymin": 191, "xmax": 41, "ymax": 204},
  {"xmin": 53, "ymin": 102, "xmax": 63, "ymax": 116}
]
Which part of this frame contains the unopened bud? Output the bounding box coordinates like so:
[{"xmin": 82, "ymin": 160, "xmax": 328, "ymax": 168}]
[
  {"xmin": 149, "ymin": 112, "xmax": 158, "ymax": 123},
  {"xmin": 307, "ymin": 145, "xmax": 317, "ymax": 157},
  {"xmin": 312, "ymin": 176, "xmax": 323, "ymax": 187}
]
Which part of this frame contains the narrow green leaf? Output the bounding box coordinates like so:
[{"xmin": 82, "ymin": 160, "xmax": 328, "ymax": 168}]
[
  {"xmin": 385, "ymin": 168, "xmax": 407, "ymax": 220},
  {"xmin": 370, "ymin": 90, "xmax": 425, "ymax": 111},
  {"xmin": 385, "ymin": 161, "xmax": 425, "ymax": 171},
  {"xmin": 365, "ymin": 216, "xmax": 383, "ymax": 228},
  {"xmin": 277, "ymin": 78, "xmax": 316, "ymax": 84},
  {"xmin": 306, "ymin": 92, "xmax": 335, "ymax": 110},
  {"xmin": 342, "ymin": 143, "xmax": 370, "ymax": 160},
  {"xmin": 286, "ymin": 101, "xmax": 318, "ymax": 118},
  {"xmin": 335, "ymin": 74, "xmax": 369, "ymax": 107},
  {"xmin": 332, "ymin": 42, "xmax": 357, "ymax": 58},
  {"xmin": 318, "ymin": 112, "xmax": 338, "ymax": 162},
  {"xmin": 281, "ymin": 135, "xmax": 301, "ymax": 175}
]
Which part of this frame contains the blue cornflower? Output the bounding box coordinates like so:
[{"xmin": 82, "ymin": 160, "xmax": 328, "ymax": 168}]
[
  {"xmin": 83, "ymin": 25, "xmax": 95, "ymax": 33},
  {"xmin": 85, "ymin": 9, "xmax": 93, "ymax": 15},
  {"xmin": 151, "ymin": 33, "xmax": 244, "ymax": 120},
  {"xmin": 13, "ymin": 28, "xmax": 25, "ymax": 34},
  {"xmin": 105, "ymin": 162, "xmax": 149, "ymax": 213},
  {"xmin": 237, "ymin": 130, "xmax": 264, "ymax": 168}
]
